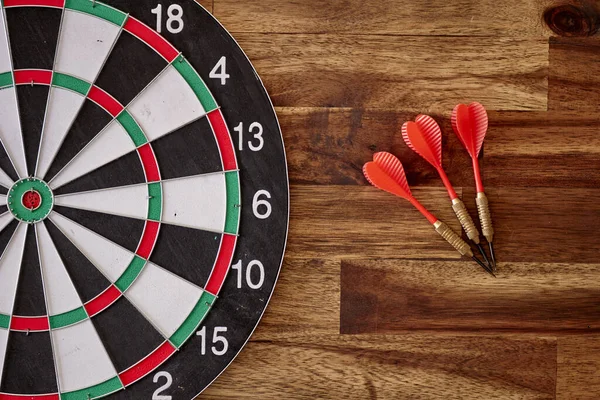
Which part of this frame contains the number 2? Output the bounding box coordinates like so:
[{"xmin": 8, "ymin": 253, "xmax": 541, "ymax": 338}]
[
  {"xmin": 152, "ymin": 371, "xmax": 172, "ymax": 400},
  {"xmin": 151, "ymin": 4, "xmax": 184, "ymax": 34}
]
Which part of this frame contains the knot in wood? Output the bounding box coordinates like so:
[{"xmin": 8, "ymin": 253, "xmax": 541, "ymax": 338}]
[{"xmin": 543, "ymin": 2, "xmax": 600, "ymax": 37}]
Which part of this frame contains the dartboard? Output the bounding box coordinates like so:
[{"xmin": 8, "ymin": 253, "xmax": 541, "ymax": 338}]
[{"xmin": 0, "ymin": 0, "xmax": 289, "ymax": 398}]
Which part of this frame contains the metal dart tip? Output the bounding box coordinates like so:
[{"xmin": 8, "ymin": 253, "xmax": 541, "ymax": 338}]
[
  {"xmin": 488, "ymin": 242, "xmax": 497, "ymax": 271},
  {"xmin": 475, "ymin": 243, "xmax": 491, "ymax": 269},
  {"xmin": 472, "ymin": 256, "xmax": 496, "ymax": 277}
]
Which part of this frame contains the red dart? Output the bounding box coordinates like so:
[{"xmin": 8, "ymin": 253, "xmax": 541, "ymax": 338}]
[
  {"xmin": 402, "ymin": 115, "xmax": 490, "ymax": 267},
  {"xmin": 452, "ymin": 102, "xmax": 496, "ymax": 269},
  {"xmin": 363, "ymin": 152, "xmax": 495, "ymax": 276}
]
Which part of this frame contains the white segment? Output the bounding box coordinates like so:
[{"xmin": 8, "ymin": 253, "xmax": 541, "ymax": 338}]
[
  {"xmin": 0, "ymin": 87, "xmax": 27, "ymax": 178},
  {"xmin": 50, "ymin": 212, "xmax": 134, "ymax": 283},
  {"xmin": 128, "ymin": 65, "xmax": 206, "ymax": 142},
  {"xmin": 36, "ymin": 87, "xmax": 86, "ymax": 179},
  {"xmin": 0, "ymin": 212, "xmax": 12, "ymax": 233},
  {"xmin": 36, "ymin": 223, "xmax": 83, "ymax": 316},
  {"xmin": 50, "ymin": 120, "xmax": 136, "ymax": 190},
  {"xmin": 0, "ymin": 7, "xmax": 11, "ymax": 73},
  {"xmin": 52, "ymin": 319, "xmax": 117, "ymax": 392},
  {"xmin": 0, "ymin": 329, "xmax": 8, "ymax": 386},
  {"xmin": 0, "ymin": 223, "xmax": 27, "ymax": 315},
  {"xmin": 0, "ymin": 167, "xmax": 12, "ymax": 189},
  {"xmin": 126, "ymin": 262, "xmax": 202, "ymax": 337},
  {"xmin": 54, "ymin": 10, "xmax": 121, "ymax": 82},
  {"xmin": 0, "ymin": 195, "xmax": 5, "ymax": 206},
  {"xmin": 162, "ymin": 173, "xmax": 226, "ymax": 232},
  {"xmin": 55, "ymin": 184, "xmax": 149, "ymax": 221}
]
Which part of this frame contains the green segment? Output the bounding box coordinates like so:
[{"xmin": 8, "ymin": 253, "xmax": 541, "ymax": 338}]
[
  {"xmin": 0, "ymin": 72, "xmax": 13, "ymax": 89},
  {"xmin": 50, "ymin": 307, "xmax": 88, "ymax": 330},
  {"xmin": 115, "ymin": 256, "xmax": 146, "ymax": 292},
  {"xmin": 225, "ymin": 172, "xmax": 240, "ymax": 234},
  {"xmin": 65, "ymin": 0, "xmax": 127, "ymax": 26},
  {"xmin": 170, "ymin": 291, "xmax": 216, "ymax": 348},
  {"xmin": 147, "ymin": 183, "xmax": 162, "ymax": 221},
  {"xmin": 52, "ymin": 73, "xmax": 91, "ymax": 95},
  {"xmin": 0, "ymin": 314, "xmax": 9, "ymax": 329},
  {"xmin": 173, "ymin": 56, "xmax": 218, "ymax": 112},
  {"xmin": 61, "ymin": 376, "xmax": 123, "ymax": 400},
  {"xmin": 117, "ymin": 111, "xmax": 147, "ymax": 147},
  {"xmin": 8, "ymin": 178, "xmax": 54, "ymax": 223}
]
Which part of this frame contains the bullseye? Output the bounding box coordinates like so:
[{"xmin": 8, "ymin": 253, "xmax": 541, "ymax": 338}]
[{"xmin": 22, "ymin": 189, "xmax": 42, "ymax": 210}]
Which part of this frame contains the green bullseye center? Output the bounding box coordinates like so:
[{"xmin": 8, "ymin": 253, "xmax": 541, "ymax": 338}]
[{"xmin": 8, "ymin": 178, "xmax": 54, "ymax": 223}]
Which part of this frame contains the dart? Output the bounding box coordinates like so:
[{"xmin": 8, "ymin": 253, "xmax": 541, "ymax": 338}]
[
  {"xmin": 452, "ymin": 102, "xmax": 496, "ymax": 269},
  {"xmin": 363, "ymin": 152, "xmax": 495, "ymax": 277},
  {"xmin": 402, "ymin": 115, "xmax": 490, "ymax": 267}
]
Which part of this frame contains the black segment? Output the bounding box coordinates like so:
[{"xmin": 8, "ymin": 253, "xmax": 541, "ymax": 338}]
[
  {"xmin": 0, "ymin": 219, "xmax": 19, "ymax": 257},
  {"xmin": 95, "ymin": 31, "xmax": 167, "ymax": 105},
  {"xmin": 152, "ymin": 117, "xmax": 223, "ymax": 180},
  {"xmin": 5, "ymin": 7, "xmax": 61, "ymax": 70},
  {"xmin": 150, "ymin": 224, "xmax": 221, "ymax": 287},
  {"xmin": 45, "ymin": 219, "xmax": 111, "ymax": 303},
  {"xmin": 0, "ymin": 331, "xmax": 58, "ymax": 394},
  {"xmin": 44, "ymin": 98, "xmax": 113, "ymax": 182},
  {"xmin": 53, "ymin": 151, "xmax": 146, "ymax": 195},
  {"xmin": 17, "ymin": 85, "xmax": 49, "ymax": 176},
  {"xmin": 91, "ymin": 297, "xmax": 165, "ymax": 372},
  {"xmin": 54, "ymin": 206, "xmax": 144, "ymax": 253},
  {"xmin": 0, "ymin": 146, "xmax": 17, "ymax": 184},
  {"xmin": 13, "ymin": 225, "xmax": 46, "ymax": 316}
]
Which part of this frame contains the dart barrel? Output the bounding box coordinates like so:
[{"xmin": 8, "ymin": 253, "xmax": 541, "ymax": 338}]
[
  {"xmin": 451, "ymin": 198, "xmax": 481, "ymax": 244},
  {"xmin": 433, "ymin": 221, "xmax": 474, "ymax": 257},
  {"xmin": 476, "ymin": 193, "xmax": 495, "ymax": 242}
]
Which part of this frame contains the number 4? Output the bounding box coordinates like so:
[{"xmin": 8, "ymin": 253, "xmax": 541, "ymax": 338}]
[{"xmin": 210, "ymin": 56, "xmax": 230, "ymax": 85}]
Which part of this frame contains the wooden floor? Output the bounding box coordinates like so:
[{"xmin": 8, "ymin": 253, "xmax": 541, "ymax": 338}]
[{"xmin": 198, "ymin": 0, "xmax": 600, "ymax": 398}]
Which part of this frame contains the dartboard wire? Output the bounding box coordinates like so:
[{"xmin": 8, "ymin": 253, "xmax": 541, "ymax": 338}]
[
  {"xmin": 0, "ymin": 3, "xmax": 27, "ymax": 181},
  {"xmin": 33, "ymin": 223, "xmax": 64, "ymax": 395},
  {"xmin": 35, "ymin": 11, "xmax": 130, "ymax": 180},
  {"xmin": 47, "ymin": 211, "xmax": 185, "ymax": 348},
  {"xmin": 0, "ymin": 222, "xmax": 28, "ymax": 389}
]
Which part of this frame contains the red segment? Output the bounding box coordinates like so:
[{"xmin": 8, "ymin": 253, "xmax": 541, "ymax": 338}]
[
  {"xmin": 22, "ymin": 190, "xmax": 42, "ymax": 210},
  {"xmin": 123, "ymin": 18, "xmax": 178, "ymax": 62},
  {"xmin": 205, "ymin": 234, "xmax": 237, "ymax": 295},
  {"xmin": 136, "ymin": 221, "xmax": 159, "ymax": 260},
  {"xmin": 13, "ymin": 69, "xmax": 52, "ymax": 86},
  {"xmin": 119, "ymin": 341, "xmax": 176, "ymax": 386},
  {"xmin": 137, "ymin": 144, "xmax": 160, "ymax": 182},
  {"xmin": 0, "ymin": 394, "xmax": 59, "ymax": 400},
  {"xmin": 10, "ymin": 316, "xmax": 49, "ymax": 332},
  {"xmin": 3, "ymin": 0, "xmax": 64, "ymax": 7},
  {"xmin": 208, "ymin": 110, "xmax": 237, "ymax": 171},
  {"xmin": 88, "ymin": 86, "xmax": 124, "ymax": 117},
  {"xmin": 84, "ymin": 285, "xmax": 121, "ymax": 317}
]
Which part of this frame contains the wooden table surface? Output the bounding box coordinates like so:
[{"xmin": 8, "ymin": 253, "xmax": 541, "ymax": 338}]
[{"xmin": 197, "ymin": 0, "xmax": 600, "ymax": 398}]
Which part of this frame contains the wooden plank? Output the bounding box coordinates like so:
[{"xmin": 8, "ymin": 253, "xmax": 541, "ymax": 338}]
[
  {"xmin": 252, "ymin": 258, "xmax": 341, "ymax": 337},
  {"xmin": 557, "ymin": 336, "xmax": 600, "ymax": 399},
  {"xmin": 202, "ymin": 333, "xmax": 556, "ymax": 399},
  {"xmin": 195, "ymin": 0, "xmax": 212, "ymax": 11},
  {"xmin": 234, "ymin": 34, "xmax": 548, "ymax": 111},
  {"xmin": 288, "ymin": 185, "xmax": 464, "ymax": 260},
  {"xmin": 211, "ymin": 0, "xmax": 552, "ymax": 37},
  {"xmin": 463, "ymin": 187, "xmax": 600, "ymax": 264},
  {"xmin": 549, "ymin": 37, "xmax": 600, "ymax": 113},
  {"xmin": 280, "ymin": 108, "xmax": 600, "ymax": 188},
  {"xmin": 340, "ymin": 259, "xmax": 600, "ymax": 334}
]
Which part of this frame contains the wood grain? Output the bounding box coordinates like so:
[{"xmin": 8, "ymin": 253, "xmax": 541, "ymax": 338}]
[
  {"xmin": 463, "ymin": 187, "xmax": 600, "ymax": 264},
  {"xmin": 202, "ymin": 334, "xmax": 557, "ymax": 399},
  {"xmin": 211, "ymin": 0, "xmax": 553, "ymax": 37},
  {"xmin": 549, "ymin": 37, "xmax": 600, "ymax": 112},
  {"xmin": 288, "ymin": 185, "xmax": 465, "ymax": 260},
  {"xmin": 341, "ymin": 259, "xmax": 600, "ymax": 334},
  {"xmin": 557, "ymin": 336, "xmax": 600, "ymax": 399},
  {"xmin": 234, "ymin": 34, "xmax": 548, "ymax": 111}
]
